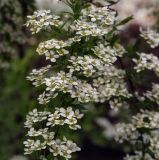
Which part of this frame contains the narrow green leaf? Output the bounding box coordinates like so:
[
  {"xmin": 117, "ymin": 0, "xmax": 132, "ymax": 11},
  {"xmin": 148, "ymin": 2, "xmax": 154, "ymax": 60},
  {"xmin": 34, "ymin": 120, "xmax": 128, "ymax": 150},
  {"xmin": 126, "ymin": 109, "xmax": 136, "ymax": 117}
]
[{"xmin": 117, "ymin": 16, "xmax": 133, "ymax": 26}]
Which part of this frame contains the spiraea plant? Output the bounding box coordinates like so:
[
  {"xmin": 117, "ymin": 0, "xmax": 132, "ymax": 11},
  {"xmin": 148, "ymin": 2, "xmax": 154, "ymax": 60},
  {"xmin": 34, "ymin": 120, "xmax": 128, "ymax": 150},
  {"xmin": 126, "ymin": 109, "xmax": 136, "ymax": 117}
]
[{"xmin": 25, "ymin": 0, "xmax": 159, "ymax": 159}]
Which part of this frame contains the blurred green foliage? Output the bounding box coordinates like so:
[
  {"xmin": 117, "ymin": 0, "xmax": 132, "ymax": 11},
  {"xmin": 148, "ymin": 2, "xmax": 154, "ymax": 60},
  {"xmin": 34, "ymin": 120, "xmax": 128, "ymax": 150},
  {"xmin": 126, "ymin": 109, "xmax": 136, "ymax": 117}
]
[
  {"xmin": 0, "ymin": 0, "xmax": 36, "ymax": 159},
  {"xmin": 0, "ymin": 47, "xmax": 39, "ymax": 159}
]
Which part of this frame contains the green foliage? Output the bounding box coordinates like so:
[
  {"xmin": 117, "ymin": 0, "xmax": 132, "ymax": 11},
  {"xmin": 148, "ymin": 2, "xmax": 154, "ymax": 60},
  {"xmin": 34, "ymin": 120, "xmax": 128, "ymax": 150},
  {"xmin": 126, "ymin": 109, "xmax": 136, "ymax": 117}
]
[{"xmin": 0, "ymin": 0, "xmax": 35, "ymax": 159}]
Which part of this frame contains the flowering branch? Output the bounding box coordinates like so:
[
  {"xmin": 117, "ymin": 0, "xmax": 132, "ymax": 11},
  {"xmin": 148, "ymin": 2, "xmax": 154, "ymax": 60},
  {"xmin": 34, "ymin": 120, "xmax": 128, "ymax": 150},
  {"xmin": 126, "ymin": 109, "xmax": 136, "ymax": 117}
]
[{"xmin": 24, "ymin": 0, "xmax": 159, "ymax": 160}]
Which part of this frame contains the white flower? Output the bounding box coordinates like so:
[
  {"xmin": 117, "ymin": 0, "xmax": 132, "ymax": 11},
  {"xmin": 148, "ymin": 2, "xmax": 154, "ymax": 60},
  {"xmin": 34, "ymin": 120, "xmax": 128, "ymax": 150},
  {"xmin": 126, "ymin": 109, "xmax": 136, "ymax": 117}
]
[
  {"xmin": 140, "ymin": 28, "xmax": 159, "ymax": 48},
  {"xmin": 24, "ymin": 107, "xmax": 83, "ymax": 158},
  {"xmin": 132, "ymin": 110, "xmax": 159, "ymax": 129},
  {"xmin": 70, "ymin": 4, "xmax": 116, "ymax": 38},
  {"xmin": 47, "ymin": 113, "xmax": 62, "ymax": 127},
  {"xmin": 115, "ymin": 110, "xmax": 159, "ymax": 145},
  {"xmin": 149, "ymin": 132, "xmax": 159, "ymax": 159},
  {"xmin": 26, "ymin": 10, "xmax": 63, "ymax": 34},
  {"xmin": 92, "ymin": 43, "xmax": 125, "ymax": 65},
  {"xmin": 36, "ymin": 39, "xmax": 72, "ymax": 62},
  {"xmin": 93, "ymin": 77, "xmax": 131, "ymax": 102},
  {"xmin": 49, "ymin": 138, "xmax": 81, "ymax": 159},
  {"xmin": 42, "ymin": 132, "xmax": 55, "ymax": 146},
  {"xmin": 27, "ymin": 65, "xmax": 51, "ymax": 87},
  {"xmin": 59, "ymin": 107, "xmax": 74, "ymax": 119},
  {"xmin": 68, "ymin": 55, "xmax": 102, "ymax": 77},
  {"xmin": 38, "ymin": 91, "xmax": 52, "ymax": 105},
  {"xmin": 24, "ymin": 109, "xmax": 50, "ymax": 128},
  {"xmin": 144, "ymin": 83, "xmax": 159, "ymax": 105},
  {"xmin": 115, "ymin": 123, "xmax": 137, "ymax": 143},
  {"xmin": 133, "ymin": 53, "xmax": 159, "ymax": 76},
  {"xmin": 124, "ymin": 152, "xmax": 154, "ymax": 160},
  {"xmin": 109, "ymin": 98, "xmax": 129, "ymax": 111},
  {"xmin": 34, "ymin": 140, "xmax": 46, "ymax": 150}
]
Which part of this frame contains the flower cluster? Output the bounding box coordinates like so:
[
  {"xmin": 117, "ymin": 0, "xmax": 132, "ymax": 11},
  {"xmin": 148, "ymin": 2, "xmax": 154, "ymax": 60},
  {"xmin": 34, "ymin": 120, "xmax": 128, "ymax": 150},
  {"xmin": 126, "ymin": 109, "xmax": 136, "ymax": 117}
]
[
  {"xmin": 93, "ymin": 75, "xmax": 131, "ymax": 102},
  {"xmin": 24, "ymin": 107, "xmax": 83, "ymax": 159},
  {"xmin": 133, "ymin": 53, "xmax": 159, "ymax": 76},
  {"xmin": 140, "ymin": 28, "xmax": 159, "ymax": 48},
  {"xmin": 26, "ymin": 10, "xmax": 63, "ymax": 34},
  {"xmin": 82, "ymin": 5, "xmax": 116, "ymax": 26},
  {"xmin": 44, "ymin": 71, "xmax": 99, "ymax": 103},
  {"xmin": 68, "ymin": 55, "xmax": 102, "ymax": 77},
  {"xmin": 92, "ymin": 43, "xmax": 125, "ymax": 65},
  {"xmin": 115, "ymin": 110, "xmax": 159, "ymax": 159},
  {"xmin": 115, "ymin": 123, "xmax": 137, "ymax": 143},
  {"xmin": 144, "ymin": 83, "xmax": 159, "ymax": 105},
  {"xmin": 123, "ymin": 132, "xmax": 159, "ymax": 160},
  {"xmin": 124, "ymin": 152, "xmax": 154, "ymax": 160},
  {"xmin": 70, "ymin": 4, "xmax": 116, "ymax": 37},
  {"xmin": 116, "ymin": 110, "xmax": 159, "ymax": 141},
  {"xmin": 109, "ymin": 98, "xmax": 129, "ymax": 111},
  {"xmin": 149, "ymin": 132, "xmax": 159, "ymax": 159},
  {"xmin": 47, "ymin": 107, "xmax": 84, "ymax": 130},
  {"xmin": 36, "ymin": 38, "xmax": 73, "ymax": 62},
  {"xmin": 27, "ymin": 65, "xmax": 51, "ymax": 87}
]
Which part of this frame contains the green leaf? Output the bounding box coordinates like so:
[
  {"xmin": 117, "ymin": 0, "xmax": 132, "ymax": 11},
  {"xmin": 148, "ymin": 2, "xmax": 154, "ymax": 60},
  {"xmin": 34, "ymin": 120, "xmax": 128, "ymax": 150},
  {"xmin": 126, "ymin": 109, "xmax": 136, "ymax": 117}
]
[
  {"xmin": 117, "ymin": 16, "xmax": 133, "ymax": 26},
  {"xmin": 106, "ymin": 0, "xmax": 120, "ymax": 5}
]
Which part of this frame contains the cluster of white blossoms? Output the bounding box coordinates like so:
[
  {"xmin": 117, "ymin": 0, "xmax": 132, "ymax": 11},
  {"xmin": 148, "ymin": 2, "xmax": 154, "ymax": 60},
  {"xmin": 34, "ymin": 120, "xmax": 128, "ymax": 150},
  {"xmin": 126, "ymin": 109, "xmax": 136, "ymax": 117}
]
[
  {"xmin": 124, "ymin": 152, "xmax": 154, "ymax": 160},
  {"xmin": 70, "ymin": 4, "xmax": 116, "ymax": 37},
  {"xmin": 115, "ymin": 123, "xmax": 137, "ymax": 143},
  {"xmin": 44, "ymin": 71, "xmax": 99, "ymax": 103},
  {"xmin": 47, "ymin": 107, "xmax": 84, "ymax": 130},
  {"xmin": 115, "ymin": 110, "xmax": 159, "ymax": 159},
  {"xmin": 27, "ymin": 65, "xmax": 51, "ymax": 87},
  {"xmin": 81, "ymin": 4, "xmax": 116, "ymax": 26},
  {"xmin": 144, "ymin": 83, "xmax": 159, "ymax": 105},
  {"xmin": 26, "ymin": 10, "xmax": 63, "ymax": 34},
  {"xmin": 92, "ymin": 43, "xmax": 124, "ymax": 65},
  {"xmin": 132, "ymin": 110, "xmax": 159, "ymax": 129},
  {"xmin": 116, "ymin": 110, "xmax": 159, "ymax": 141},
  {"xmin": 36, "ymin": 38, "xmax": 73, "ymax": 62},
  {"xmin": 68, "ymin": 55, "xmax": 102, "ymax": 77},
  {"xmin": 27, "ymin": 66, "xmax": 129, "ymax": 104},
  {"xmin": 109, "ymin": 98, "xmax": 129, "ymax": 111},
  {"xmin": 123, "ymin": 132, "xmax": 159, "ymax": 160},
  {"xmin": 149, "ymin": 132, "xmax": 159, "ymax": 159},
  {"xmin": 92, "ymin": 43, "xmax": 125, "ymax": 65},
  {"xmin": 133, "ymin": 53, "xmax": 159, "ymax": 76},
  {"xmin": 140, "ymin": 28, "xmax": 159, "ymax": 48},
  {"xmin": 24, "ymin": 137, "xmax": 81, "ymax": 159},
  {"xmin": 24, "ymin": 107, "xmax": 83, "ymax": 159},
  {"xmin": 93, "ymin": 77, "xmax": 131, "ymax": 102}
]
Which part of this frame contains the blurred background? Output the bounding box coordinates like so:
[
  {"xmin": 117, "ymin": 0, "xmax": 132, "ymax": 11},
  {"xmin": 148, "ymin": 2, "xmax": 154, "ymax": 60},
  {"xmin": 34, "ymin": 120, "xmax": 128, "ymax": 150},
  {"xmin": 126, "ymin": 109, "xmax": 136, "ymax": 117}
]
[{"xmin": 0, "ymin": 0, "xmax": 159, "ymax": 159}]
